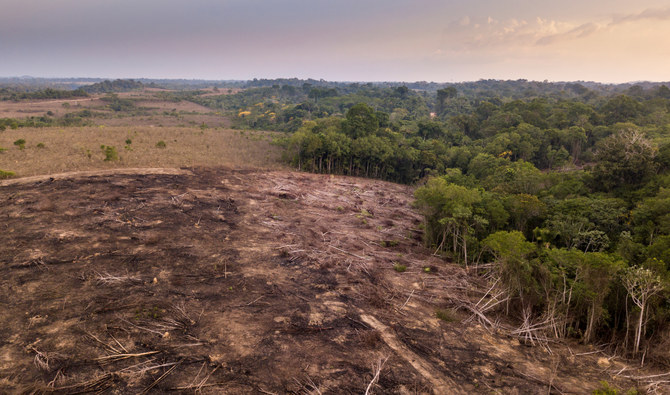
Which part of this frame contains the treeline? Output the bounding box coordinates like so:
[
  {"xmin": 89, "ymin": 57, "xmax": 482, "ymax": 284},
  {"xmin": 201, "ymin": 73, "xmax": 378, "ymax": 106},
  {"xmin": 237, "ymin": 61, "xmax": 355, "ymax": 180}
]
[
  {"xmin": 0, "ymin": 110, "xmax": 98, "ymax": 130},
  {"xmin": 195, "ymin": 84, "xmax": 431, "ymax": 133},
  {"xmin": 81, "ymin": 79, "xmax": 146, "ymax": 93},
  {"xmin": 220, "ymin": 82, "xmax": 670, "ymax": 185},
  {"xmin": 0, "ymin": 87, "xmax": 88, "ymax": 101}
]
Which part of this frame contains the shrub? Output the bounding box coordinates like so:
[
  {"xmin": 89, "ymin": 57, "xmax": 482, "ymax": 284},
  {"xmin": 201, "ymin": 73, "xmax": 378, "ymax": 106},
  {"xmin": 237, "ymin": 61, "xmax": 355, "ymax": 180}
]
[
  {"xmin": 592, "ymin": 381, "xmax": 638, "ymax": 395},
  {"xmin": 36, "ymin": 143, "xmax": 45, "ymax": 148},
  {"xmin": 156, "ymin": 140, "xmax": 166, "ymax": 148},
  {"xmin": 100, "ymin": 145, "xmax": 119, "ymax": 161},
  {"xmin": 13, "ymin": 139, "xmax": 26, "ymax": 150},
  {"xmin": 0, "ymin": 169, "xmax": 16, "ymax": 179},
  {"xmin": 435, "ymin": 308, "xmax": 456, "ymax": 322},
  {"xmin": 393, "ymin": 263, "xmax": 407, "ymax": 272}
]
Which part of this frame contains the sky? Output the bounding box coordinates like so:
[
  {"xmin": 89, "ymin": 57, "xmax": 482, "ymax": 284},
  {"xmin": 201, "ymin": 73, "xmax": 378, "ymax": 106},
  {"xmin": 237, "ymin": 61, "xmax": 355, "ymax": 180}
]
[{"xmin": 1, "ymin": 0, "xmax": 669, "ymax": 83}]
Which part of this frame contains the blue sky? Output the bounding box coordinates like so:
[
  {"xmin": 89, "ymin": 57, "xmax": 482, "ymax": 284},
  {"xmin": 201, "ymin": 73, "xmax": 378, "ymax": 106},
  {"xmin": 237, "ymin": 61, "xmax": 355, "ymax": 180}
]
[{"xmin": 1, "ymin": 0, "xmax": 669, "ymax": 82}]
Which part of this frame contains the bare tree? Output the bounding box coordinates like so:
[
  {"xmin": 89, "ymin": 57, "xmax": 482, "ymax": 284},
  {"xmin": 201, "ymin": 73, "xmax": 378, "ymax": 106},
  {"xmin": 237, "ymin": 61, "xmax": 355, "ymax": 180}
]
[{"xmin": 622, "ymin": 266, "xmax": 665, "ymax": 354}]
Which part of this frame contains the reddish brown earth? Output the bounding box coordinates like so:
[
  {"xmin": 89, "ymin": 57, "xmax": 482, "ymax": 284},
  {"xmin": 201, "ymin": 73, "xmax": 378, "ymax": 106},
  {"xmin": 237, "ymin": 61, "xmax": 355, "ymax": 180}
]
[{"xmin": 0, "ymin": 168, "xmax": 649, "ymax": 393}]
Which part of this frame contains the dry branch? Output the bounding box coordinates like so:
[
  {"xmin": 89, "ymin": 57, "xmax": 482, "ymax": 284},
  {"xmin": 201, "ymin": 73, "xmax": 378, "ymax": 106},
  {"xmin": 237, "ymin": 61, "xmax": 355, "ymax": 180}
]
[
  {"xmin": 139, "ymin": 359, "xmax": 182, "ymax": 394},
  {"xmin": 365, "ymin": 356, "xmax": 390, "ymax": 395}
]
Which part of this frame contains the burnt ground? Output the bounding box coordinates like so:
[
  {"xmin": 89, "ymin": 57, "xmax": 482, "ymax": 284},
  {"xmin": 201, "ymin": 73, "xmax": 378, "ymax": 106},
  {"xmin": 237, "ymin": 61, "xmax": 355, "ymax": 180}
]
[{"xmin": 0, "ymin": 168, "xmax": 651, "ymax": 394}]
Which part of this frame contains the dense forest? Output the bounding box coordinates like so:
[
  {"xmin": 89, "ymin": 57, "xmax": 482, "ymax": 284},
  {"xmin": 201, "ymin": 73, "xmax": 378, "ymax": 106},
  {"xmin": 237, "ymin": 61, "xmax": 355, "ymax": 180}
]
[{"xmin": 192, "ymin": 80, "xmax": 670, "ymax": 360}]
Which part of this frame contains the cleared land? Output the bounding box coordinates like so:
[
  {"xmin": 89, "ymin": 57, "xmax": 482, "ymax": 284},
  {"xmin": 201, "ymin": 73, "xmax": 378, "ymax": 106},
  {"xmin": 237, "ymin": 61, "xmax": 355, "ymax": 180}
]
[{"xmin": 0, "ymin": 167, "xmax": 652, "ymax": 393}]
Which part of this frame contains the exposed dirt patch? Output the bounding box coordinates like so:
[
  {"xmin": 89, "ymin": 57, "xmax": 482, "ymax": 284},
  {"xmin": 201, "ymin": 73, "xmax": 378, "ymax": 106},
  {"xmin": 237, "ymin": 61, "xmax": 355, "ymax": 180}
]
[{"xmin": 0, "ymin": 168, "xmax": 646, "ymax": 393}]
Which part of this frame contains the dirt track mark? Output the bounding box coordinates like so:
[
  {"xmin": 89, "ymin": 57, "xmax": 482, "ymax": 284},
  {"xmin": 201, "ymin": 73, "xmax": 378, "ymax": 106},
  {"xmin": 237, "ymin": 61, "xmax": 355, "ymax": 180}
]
[
  {"xmin": 0, "ymin": 167, "xmax": 193, "ymax": 186},
  {"xmin": 359, "ymin": 314, "xmax": 464, "ymax": 395}
]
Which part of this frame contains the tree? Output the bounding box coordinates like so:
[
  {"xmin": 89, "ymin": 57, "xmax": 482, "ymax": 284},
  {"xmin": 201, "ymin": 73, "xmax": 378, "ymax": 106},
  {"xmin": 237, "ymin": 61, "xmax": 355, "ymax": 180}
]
[
  {"xmin": 504, "ymin": 194, "xmax": 545, "ymax": 235},
  {"xmin": 579, "ymin": 253, "xmax": 623, "ymax": 343},
  {"xmin": 414, "ymin": 178, "xmax": 483, "ymax": 265},
  {"xmin": 417, "ymin": 120, "xmax": 445, "ymax": 141},
  {"xmin": 602, "ymin": 95, "xmax": 642, "ymax": 124},
  {"xmin": 560, "ymin": 126, "xmax": 587, "ymax": 163},
  {"xmin": 592, "ymin": 126, "xmax": 657, "ymax": 193},
  {"xmin": 622, "ymin": 266, "xmax": 665, "ymax": 353},
  {"xmin": 343, "ymin": 103, "xmax": 378, "ymax": 138},
  {"xmin": 436, "ymin": 87, "xmax": 457, "ymax": 114},
  {"xmin": 482, "ymin": 231, "xmax": 537, "ymax": 311},
  {"xmin": 542, "ymin": 197, "xmax": 625, "ymax": 250},
  {"xmin": 13, "ymin": 139, "xmax": 26, "ymax": 150},
  {"xmin": 632, "ymin": 188, "xmax": 670, "ymax": 245},
  {"xmin": 541, "ymin": 248, "xmax": 589, "ymax": 339}
]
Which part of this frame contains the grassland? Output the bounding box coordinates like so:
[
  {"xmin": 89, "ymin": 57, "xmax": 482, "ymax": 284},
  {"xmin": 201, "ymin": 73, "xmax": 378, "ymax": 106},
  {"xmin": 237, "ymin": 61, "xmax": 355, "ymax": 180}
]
[
  {"xmin": 0, "ymin": 126, "xmax": 282, "ymax": 177},
  {"xmin": 0, "ymin": 89, "xmax": 283, "ymax": 177}
]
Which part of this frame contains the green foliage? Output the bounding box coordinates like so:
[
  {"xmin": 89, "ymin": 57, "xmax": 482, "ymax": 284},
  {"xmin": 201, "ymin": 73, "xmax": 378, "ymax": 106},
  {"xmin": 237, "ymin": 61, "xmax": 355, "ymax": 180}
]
[
  {"xmin": 0, "ymin": 169, "xmax": 16, "ymax": 179},
  {"xmin": 343, "ymin": 103, "xmax": 378, "ymax": 138},
  {"xmin": 592, "ymin": 381, "xmax": 619, "ymax": 395},
  {"xmin": 592, "ymin": 380, "xmax": 638, "ymax": 395},
  {"xmin": 155, "ymin": 140, "xmax": 166, "ymax": 148},
  {"xmin": 100, "ymin": 145, "xmax": 119, "ymax": 161},
  {"xmin": 393, "ymin": 263, "xmax": 407, "ymax": 272},
  {"xmin": 435, "ymin": 308, "xmax": 456, "ymax": 322},
  {"xmin": 101, "ymin": 93, "xmax": 137, "ymax": 112},
  {"xmin": 13, "ymin": 139, "xmax": 26, "ymax": 149},
  {"xmin": 542, "ymin": 197, "xmax": 626, "ymax": 250},
  {"xmin": 36, "ymin": 142, "xmax": 45, "ymax": 148},
  {"xmin": 82, "ymin": 79, "xmax": 144, "ymax": 93},
  {"xmin": 415, "ymin": 178, "xmax": 487, "ymax": 264},
  {"xmin": 632, "ymin": 188, "xmax": 670, "ymax": 245},
  {"xmin": 483, "ymin": 231, "xmax": 538, "ymax": 306},
  {"xmin": 1, "ymin": 87, "xmax": 88, "ymax": 101},
  {"xmin": 592, "ymin": 126, "xmax": 657, "ymax": 193}
]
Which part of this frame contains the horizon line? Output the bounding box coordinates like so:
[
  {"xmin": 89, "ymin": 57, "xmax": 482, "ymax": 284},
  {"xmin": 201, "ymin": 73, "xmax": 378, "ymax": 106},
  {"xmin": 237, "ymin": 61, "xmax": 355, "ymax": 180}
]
[{"xmin": 1, "ymin": 75, "xmax": 669, "ymax": 86}]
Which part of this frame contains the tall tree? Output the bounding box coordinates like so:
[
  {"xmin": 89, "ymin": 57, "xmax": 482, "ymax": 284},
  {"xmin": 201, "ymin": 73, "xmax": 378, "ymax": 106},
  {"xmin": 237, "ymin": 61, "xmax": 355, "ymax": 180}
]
[{"xmin": 622, "ymin": 266, "xmax": 665, "ymax": 354}]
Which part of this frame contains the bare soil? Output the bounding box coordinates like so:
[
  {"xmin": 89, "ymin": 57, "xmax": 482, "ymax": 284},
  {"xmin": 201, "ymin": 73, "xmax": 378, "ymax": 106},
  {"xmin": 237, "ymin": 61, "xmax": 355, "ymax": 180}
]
[{"xmin": 0, "ymin": 168, "xmax": 648, "ymax": 393}]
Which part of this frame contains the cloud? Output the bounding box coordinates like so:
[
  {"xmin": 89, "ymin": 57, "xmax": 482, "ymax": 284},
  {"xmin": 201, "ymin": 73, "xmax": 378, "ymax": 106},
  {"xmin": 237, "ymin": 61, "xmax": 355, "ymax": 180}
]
[
  {"xmin": 610, "ymin": 7, "xmax": 670, "ymax": 26},
  {"xmin": 439, "ymin": 16, "xmax": 574, "ymax": 52},
  {"xmin": 536, "ymin": 7, "xmax": 670, "ymax": 46},
  {"xmin": 536, "ymin": 22, "xmax": 600, "ymax": 46},
  {"xmin": 439, "ymin": 7, "xmax": 670, "ymax": 53}
]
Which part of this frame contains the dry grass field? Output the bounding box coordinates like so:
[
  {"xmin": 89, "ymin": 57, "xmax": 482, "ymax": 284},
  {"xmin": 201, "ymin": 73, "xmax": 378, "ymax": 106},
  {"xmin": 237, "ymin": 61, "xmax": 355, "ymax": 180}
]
[
  {"xmin": 0, "ymin": 126, "xmax": 283, "ymax": 177},
  {"xmin": 1, "ymin": 89, "xmax": 277, "ymax": 178}
]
